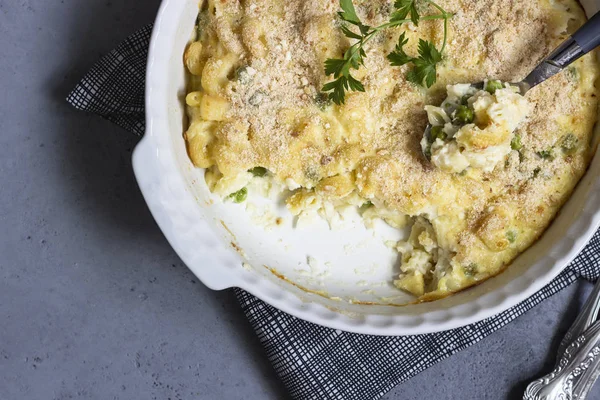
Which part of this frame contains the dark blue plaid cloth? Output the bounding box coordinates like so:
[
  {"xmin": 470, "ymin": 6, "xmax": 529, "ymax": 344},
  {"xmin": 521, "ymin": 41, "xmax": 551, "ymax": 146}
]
[{"xmin": 67, "ymin": 25, "xmax": 600, "ymax": 400}]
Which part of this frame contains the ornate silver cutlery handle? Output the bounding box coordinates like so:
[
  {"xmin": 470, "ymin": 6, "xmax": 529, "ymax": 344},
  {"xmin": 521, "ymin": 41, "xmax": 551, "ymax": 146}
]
[
  {"xmin": 556, "ymin": 282, "xmax": 600, "ymax": 364},
  {"xmin": 523, "ymin": 321, "xmax": 600, "ymax": 400}
]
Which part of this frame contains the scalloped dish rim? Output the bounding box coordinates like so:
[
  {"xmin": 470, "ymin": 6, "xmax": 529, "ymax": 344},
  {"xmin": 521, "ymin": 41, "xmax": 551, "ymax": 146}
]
[{"xmin": 133, "ymin": 0, "xmax": 600, "ymax": 335}]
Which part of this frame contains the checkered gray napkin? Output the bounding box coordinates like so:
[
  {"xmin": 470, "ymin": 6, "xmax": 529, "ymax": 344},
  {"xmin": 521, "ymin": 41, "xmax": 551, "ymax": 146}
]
[{"xmin": 67, "ymin": 25, "xmax": 600, "ymax": 400}]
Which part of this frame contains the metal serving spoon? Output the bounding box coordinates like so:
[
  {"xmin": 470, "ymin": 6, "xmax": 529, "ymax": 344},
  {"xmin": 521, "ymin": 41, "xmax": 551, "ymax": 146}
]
[{"xmin": 422, "ymin": 11, "xmax": 600, "ymax": 158}]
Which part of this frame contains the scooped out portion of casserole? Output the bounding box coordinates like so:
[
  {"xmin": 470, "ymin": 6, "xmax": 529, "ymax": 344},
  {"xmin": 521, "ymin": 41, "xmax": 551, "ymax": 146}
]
[
  {"xmin": 424, "ymin": 82, "xmax": 533, "ymax": 174},
  {"xmin": 183, "ymin": 0, "xmax": 600, "ymax": 301}
]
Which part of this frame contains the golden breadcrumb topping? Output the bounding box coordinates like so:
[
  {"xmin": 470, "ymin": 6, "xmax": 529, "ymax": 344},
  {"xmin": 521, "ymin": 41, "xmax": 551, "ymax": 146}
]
[{"xmin": 184, "ymin": 0, "xmax": 599, "ymax": 299}]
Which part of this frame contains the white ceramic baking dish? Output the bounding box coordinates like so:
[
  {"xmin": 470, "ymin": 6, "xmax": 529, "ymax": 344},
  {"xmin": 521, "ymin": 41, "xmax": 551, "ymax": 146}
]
[{"xmin": 134, "ymin": 0, "xmax": 600, "ymax": 335}]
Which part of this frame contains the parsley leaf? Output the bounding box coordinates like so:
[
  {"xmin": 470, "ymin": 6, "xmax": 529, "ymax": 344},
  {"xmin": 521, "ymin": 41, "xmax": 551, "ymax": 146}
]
[
  {"xmin": 338, "ymin": 0, "xmax": 371, "ymax": 34},
  {"xmin": 340, "ymin": 24, "xmax": 363, "ymax": 40},
  {"xmin": 347, "ymin": 74, "xmax": 365, "ymax": 92},
  {"xmin": 391, "ymin": 0, "xmax": 420, "ymax": 26},
  {"xmin": 322, "ymin": 0, "xmax": 370, "ymax": 107},
  {"xmin": 387, "ymin": 32, "xmax": 414, "ymax": 66},
  {"xmin": 344, "ymin": 46, "xmax": 365, "ymax": 69},
  {"xmin": 338, "ymin": 0, "xmax": 361, "ymax": 24},
  {"xmin": 406, "ymin": 39, "xmax": 442, "ymax": 88},
  {"xmin": 322, "ymin": 74, "xmax": 365, "ymax": 105},
  {"xmin": 322, "ymin": 42, "xmax": 367, "ymax": 105},
  {"xmin": 324, "ymin": 58, "xmax": 350, "ymax": 77},
  {"xmin": 417, "ymin": 38, "xmax": 442, "ymax": 65},
  {"xmin": 322, "ymin": 77, "xmax": 347, "ymax": 105},
  {"xmin": 323, "ymin": 0, "xmax": 452, "ymax": 103}
]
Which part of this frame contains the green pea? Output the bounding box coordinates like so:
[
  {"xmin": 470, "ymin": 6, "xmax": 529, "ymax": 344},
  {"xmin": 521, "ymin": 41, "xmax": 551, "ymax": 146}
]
[
  {"xmin": 249, "ymin": 167, "xmax": 268, "ymax": 177},
  {"xmin": 229, "ymin": 187, "xmax": 248, "ymax": 203},
  {"xmin": 511, "ymin": 134, "xmax": 523, "ymax": 151},
  {"xmin": 453, "ymin": 105, "xmax": 474, "ymax": 125},
  {"xmin": 304, "ymin": 166, "xmax": 320, "ymax": 181},
  {"xmin": 463, "ymin": 263, "xmax": 478, "ymax": 277},
  {"xmin": 560, "ymin": 133, "xmax": 579, "ymax": 155},
  {"xmin": 314, "ymin": 92, "xmax": 332, "ymax": 110},
  {"xmin": 196, "ymin": 12, "xmax": 208, "ymax": 40},
  {"xmin": 423, "ymin": 144, "xmax": 432, "ymax": 159},
  {"xmin": 566, "ymin": 67, "xmax": 579, "ymax": 82},
  {"xmin": 236, "ymin": 66, "xmax": 253, "ymax": 84},
  {"xmin": 359, "ymin": 200, "xmax": 374, "ymax": 214},
  {"xmin": 485, "ymin": 80, "xmax": 503, "ymax": 94},
  {"xmin": 248, "ymin": 91, "xmax": 266, "ymax": 106},
  {"xmin": 506, "ymin": 230, "xmax": 517, "ymax": 243},
  {"xmin": 537, "ymin": 149, "xmax": 554, "ymax": 160},
  {"xmin": 430, "ymin": 125, "xmax": 447, "ymax": 142}
]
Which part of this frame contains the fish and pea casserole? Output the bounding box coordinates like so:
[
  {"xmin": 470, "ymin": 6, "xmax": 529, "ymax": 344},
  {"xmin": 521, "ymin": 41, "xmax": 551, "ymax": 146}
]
[{"xmin": 183, "ymin": 0, "xmax": 600, "ymax": 301}]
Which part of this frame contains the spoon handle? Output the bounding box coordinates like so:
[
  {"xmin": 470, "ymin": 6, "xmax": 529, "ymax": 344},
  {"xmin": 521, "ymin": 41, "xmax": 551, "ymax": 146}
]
[
  {"xmin": 523, "ymin": 321, "xmax": 600, "ymax": 400},
  {"xmin": 556, "ymin": 280, "xmax": 600, "ymax": 364},
  {"xmin": 573, "ymin": 11, "xmax": 600, "ymax": 53},
  {"xmin": 523, "ymin": 12, "xmax": 600, "ymax": 90}
]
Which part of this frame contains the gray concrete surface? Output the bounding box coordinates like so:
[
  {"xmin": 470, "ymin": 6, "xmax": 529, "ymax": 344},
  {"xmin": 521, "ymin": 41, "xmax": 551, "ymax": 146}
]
[{"xmin": 1, "ymin": 1, "xmax": 599, "ymax": 399}]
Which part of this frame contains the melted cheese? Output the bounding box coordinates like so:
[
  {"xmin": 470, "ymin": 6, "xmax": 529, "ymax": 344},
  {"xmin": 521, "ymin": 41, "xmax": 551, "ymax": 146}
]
[{"xmin": 184, "ymin": 0, "xmax": 600, "ymax": 300}]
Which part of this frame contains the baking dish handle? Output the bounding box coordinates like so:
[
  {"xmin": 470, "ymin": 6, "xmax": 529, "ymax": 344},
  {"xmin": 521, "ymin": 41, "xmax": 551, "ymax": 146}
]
[{"xmin": 132, "ymin": 136, "xmax": 241, "ymax": 291}]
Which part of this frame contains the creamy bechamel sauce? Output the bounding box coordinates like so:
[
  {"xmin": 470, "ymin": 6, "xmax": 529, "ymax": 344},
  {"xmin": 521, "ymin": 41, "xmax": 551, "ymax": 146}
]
[
  {"xmin": 184, "ymin": 0, "xmax": 600, "ymax": 300},
  {"xmin": 425, "ymin": 82, "xmax": 533, "ymax": 174}
]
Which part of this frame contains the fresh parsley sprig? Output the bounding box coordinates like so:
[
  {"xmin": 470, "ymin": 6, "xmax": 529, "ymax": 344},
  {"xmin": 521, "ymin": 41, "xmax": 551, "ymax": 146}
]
[
  {"xmin": 322, "ymin": 0, "xmax": 453, "ymax": 105},
  {"xmin": 388, "ymin": 33, "xmax": 443, "ymax": 87}
]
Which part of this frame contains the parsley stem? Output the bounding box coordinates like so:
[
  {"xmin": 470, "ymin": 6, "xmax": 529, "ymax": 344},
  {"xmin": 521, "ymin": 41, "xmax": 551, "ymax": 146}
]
[
  {"xmin": 323, "ymin": 0, "xmax": 454, "ymax": 103},
  {"xmin": 375, "ymin": 13, "xmax": 448, "ymax": 31},
  {"xmin": 442, "ymin": 16, "xmax": 448, "ymax": 53},
  {"xmin": 425, "ymin": 0, "xmax": 451, "ymax": 53},
  {"xmin": 344, "ymin": 13, "xmax": 449, "ymax": 65},
  {"xmin": 425, "ymin": 0, "xmax": 446, "ymax": 16}
]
